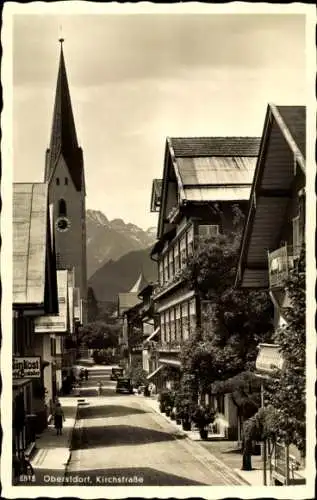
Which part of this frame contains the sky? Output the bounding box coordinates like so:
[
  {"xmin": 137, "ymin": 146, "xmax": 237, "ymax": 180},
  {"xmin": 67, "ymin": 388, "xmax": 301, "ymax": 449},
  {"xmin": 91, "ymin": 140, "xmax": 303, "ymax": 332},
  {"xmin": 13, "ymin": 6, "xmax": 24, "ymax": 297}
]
[{"xmin": 12, "ymin": 9, "xmax": 307, "ymax": 230}]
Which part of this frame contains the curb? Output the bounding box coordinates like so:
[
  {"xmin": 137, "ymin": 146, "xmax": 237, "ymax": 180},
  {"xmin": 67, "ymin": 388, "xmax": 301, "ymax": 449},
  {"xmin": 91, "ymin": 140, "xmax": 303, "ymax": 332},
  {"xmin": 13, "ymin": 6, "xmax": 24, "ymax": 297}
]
[
  {"xmin": 143, "ymin": 398, "xmax": 249, "ymax": 486},
  {"xmin": 62, "ymin": 404, "xmax": 81, "ymax": 482}
]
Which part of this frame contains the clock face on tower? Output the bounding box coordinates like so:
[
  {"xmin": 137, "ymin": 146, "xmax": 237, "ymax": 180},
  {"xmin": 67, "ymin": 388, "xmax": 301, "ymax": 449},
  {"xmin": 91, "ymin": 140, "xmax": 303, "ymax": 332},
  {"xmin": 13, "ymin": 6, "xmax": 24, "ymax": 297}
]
[{"xmin": 56, "ymin": 216, "xmax": 71, "ymax": 232}]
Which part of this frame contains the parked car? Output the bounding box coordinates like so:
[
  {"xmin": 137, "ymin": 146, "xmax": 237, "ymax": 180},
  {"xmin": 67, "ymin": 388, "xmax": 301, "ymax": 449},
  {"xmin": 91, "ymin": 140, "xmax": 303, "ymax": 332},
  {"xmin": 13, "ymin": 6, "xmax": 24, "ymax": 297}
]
[
  {"xmin": 116, "ymin": 378, "xmax": 134, "ymax": 394},
  {"xmin": 111, "ymin": 367, "xmax": 124, "ymax": 380}
]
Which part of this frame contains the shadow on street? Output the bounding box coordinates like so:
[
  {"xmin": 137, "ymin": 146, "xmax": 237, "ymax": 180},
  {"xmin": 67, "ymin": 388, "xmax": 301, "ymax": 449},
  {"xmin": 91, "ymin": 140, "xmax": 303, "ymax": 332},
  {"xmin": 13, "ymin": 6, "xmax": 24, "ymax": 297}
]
[
  {"xmin": 78, "ymin": 404, "xmax": 149, "ymax": 420},
  {"xmin": 71, "ymin": 424, "xmax": 185, "ymax": 450}
]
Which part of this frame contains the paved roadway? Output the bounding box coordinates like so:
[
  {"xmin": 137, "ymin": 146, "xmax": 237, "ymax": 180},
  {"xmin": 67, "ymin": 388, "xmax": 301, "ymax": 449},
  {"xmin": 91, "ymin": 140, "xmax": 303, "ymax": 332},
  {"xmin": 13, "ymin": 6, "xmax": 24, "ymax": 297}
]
[{"xmin": 62, "ymin": 367, "xmax": 243, "ymax": 486}]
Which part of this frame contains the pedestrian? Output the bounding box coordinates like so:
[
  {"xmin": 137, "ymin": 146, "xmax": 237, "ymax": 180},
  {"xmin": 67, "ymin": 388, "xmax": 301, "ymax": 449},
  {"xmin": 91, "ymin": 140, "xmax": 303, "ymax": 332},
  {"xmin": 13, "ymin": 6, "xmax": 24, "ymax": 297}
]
[
  {"xmin": 79, "ymin": 369, "xmax": 84, "ymax": 381},
  {"xmin": 97, "ymin": 380, "xmax": 102, "ymax": 396},
  {"xmin": 84, "ymin": 368, "xmax": 88, "ymax": 381},
  {"xmin": 54, "ymin": 402, "xmax": 65, "ymax": 435}
]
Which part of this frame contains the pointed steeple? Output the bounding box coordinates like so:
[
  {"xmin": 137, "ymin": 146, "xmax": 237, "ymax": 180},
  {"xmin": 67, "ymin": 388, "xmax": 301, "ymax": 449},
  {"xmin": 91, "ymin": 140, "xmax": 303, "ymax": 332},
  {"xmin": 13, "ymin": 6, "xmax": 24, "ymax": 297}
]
[
  {"xmin": 45, "ymin": 39, "xmax": 84, "ymax": 191},
  {"xmin": 129, "ymin": 272, "xmax": 148, "ymax": 294}
]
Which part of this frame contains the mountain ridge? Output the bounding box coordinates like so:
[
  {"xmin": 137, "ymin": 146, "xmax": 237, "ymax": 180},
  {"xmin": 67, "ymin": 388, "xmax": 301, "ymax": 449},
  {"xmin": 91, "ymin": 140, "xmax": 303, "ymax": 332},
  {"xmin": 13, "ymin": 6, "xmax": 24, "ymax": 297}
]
[{"xmin": 88, "ymin": 246, "xmax": 157, "ymax": 302}]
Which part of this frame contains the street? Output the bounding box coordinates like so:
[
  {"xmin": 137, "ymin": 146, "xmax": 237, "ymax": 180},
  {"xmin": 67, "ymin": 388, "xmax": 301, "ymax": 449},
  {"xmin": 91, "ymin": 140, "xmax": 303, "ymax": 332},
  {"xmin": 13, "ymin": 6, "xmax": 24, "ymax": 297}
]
[
  {"xmin": 24, "ymin": 366, "xmax": 245, "ymax": 486},
  {"xmin": 63, "ymin": 367, "xmax": 243, "ymax": 486}
]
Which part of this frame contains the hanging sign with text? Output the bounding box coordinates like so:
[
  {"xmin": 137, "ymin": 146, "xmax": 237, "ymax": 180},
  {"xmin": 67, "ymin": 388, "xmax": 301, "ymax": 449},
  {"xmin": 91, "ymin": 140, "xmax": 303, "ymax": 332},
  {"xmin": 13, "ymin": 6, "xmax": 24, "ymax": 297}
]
[{"xmin": 13, "ymin": 357, "xmax": 41, "ymax": 379}]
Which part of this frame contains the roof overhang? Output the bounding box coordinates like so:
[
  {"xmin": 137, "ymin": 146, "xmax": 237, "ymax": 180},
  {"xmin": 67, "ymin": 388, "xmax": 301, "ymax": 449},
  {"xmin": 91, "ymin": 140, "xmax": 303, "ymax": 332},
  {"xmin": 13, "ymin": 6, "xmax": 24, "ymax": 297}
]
[
  {"xmin": 147, "ymin": 364, "xmax": 164, "ymax": 380},
  {"xmin": 236, "ymin": 104, "xmax": 306, "ymax": 288},
  {"xmin": 159, "ymin": 358, "xmax": 181, "ymax": 368},
  {"xmin": 144, "ymin": 326, "xmax": 160, "ymax": 344}
]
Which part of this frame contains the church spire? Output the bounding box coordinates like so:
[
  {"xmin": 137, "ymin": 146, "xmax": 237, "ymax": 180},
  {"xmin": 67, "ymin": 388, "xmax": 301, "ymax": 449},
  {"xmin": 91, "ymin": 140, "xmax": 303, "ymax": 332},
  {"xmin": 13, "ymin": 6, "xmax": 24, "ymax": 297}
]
[{"xmin": 45, "ymin": 39, "xmax": 83, "ymax": 191}]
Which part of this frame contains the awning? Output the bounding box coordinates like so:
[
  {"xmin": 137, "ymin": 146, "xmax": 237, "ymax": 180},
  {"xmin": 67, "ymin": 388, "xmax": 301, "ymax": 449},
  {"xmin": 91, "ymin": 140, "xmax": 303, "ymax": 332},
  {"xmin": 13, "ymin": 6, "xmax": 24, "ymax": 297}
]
[
  {"xmin": 13, "ymin": 378, "xmax": 33, "ymax": 389},
  {"xmin": 256, "ymin": 343, "xmax": 285, "ymax": 375},
  {"xmin": 147, "ymin": 365, "xmax": 163, "ymax": 380},
  {"xmin": 144, "ymin": 326, "xmax": 160, "ymax": 344}
]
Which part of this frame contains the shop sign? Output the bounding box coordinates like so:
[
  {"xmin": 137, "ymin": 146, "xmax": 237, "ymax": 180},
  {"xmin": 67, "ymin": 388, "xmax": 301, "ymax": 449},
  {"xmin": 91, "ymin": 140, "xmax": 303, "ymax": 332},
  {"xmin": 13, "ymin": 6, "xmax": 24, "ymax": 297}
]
[
  {"xmin": 13, "ymin": 357, "xmax": 41, "ymax": 379},
  {"xmin": 256, "ymin": 343, "xmax": 285, "ymax": 374}
]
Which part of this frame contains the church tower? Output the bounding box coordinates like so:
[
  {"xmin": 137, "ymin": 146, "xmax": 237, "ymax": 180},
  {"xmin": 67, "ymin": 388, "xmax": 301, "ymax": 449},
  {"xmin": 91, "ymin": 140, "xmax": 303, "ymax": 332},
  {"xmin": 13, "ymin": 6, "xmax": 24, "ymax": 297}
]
[{"xmin": 45, "ymin": 39, "xmax": 87, "ymax": 324}]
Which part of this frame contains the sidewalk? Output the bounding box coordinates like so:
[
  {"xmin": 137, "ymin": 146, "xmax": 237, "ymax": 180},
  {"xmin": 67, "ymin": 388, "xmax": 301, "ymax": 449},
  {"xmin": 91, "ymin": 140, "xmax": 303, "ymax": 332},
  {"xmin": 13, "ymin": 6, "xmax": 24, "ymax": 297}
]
[
  {"xmin": 140, "ymin": 395, "xmax": 264, "ymax": 486},
  {"xmin": 30, "ymin": 396, "xmax": 78, "ymax": 471}
]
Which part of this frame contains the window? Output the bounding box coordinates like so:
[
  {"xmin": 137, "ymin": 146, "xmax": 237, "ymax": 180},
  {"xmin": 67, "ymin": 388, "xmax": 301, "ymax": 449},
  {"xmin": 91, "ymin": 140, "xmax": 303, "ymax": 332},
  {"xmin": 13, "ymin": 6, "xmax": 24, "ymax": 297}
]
[
  {"xmin": 165, "ymin": 311, "xmax": 170, "ymax": 343},
  {"xmin": 65, "ymin": 177, "xmax": 68, "ymax": 185},
  {"xmin": 175, "ymin": 305, "xmax": 181, "ymax": 341},
  {"xmin": 180, "ymin": 235, "xmax": 187, "ymax": 268},
  {"xmin": 216, "ymin": 394, "xmax": 225, "ymax": 414},
  {"xmin": 58, "ymin": 199, "xmax": 67, "ymax": 217},
  {"xmin": 56, "ymin": 177, "xmax": 60, "ymax": 185},
  {"xmin": 198, "ymin": 224, "xmax": 219, "ymax": 239},
  {"xmin": 181, "ymin": 302, "xmax": 189, "ymax": 341},
  {"xmin": 189, "ymin": 298, "xmax": 196, "ymax": 334},
  {"xmin": 293, "ymin": 196, "xmax": 305, "ymax": 259},
  {"xmin": 169, "ymin": 248, "xmax": 174, "ymax": 281},
  {"xmin": 158, "ymin": 261, "xmax": 164, "ymax": 286},
  {"xmin": 50, "ymin": 337, "xmax": 56, "ymax": 356},
  {"xmin": 187, "ymin": 225, "xmax": 194, "ymax": 257},
  {"xmin": 170, "ymin": 308, "xmax": 176, "ymax": 342},
  {"xmin": 174, "ymin": 241, "xmax": 180, "ymax": 274}
]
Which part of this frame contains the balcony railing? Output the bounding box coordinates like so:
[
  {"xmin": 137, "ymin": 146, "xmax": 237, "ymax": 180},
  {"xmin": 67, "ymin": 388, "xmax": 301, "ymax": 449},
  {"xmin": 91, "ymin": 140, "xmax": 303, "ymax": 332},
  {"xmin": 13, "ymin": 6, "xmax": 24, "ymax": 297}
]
[
  {"xmin": 166, "ymin": 205, "xmax": 179, "ymax": 223},
  {"xmin": 158, "ymin": 342, "xmax": 181, "ymax": 353},
  {"xmin": 268, "ymin": 245, "xmax": 297, "ymax": 289},
  {"xmin": 131, "ymin": 344, "xmax": 144, "ymax": 352},
  {"xmin": 153, "ymin": 272, "xmax": 183, "ymax": 298}
]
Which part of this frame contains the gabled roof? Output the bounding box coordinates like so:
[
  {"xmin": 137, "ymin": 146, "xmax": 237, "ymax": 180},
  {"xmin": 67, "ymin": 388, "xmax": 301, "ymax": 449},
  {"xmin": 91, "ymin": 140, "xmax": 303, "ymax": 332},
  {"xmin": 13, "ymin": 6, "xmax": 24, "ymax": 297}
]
[
  {"xmin": 45, "ymin": 41, "xmax": 84, "ymax": 191},
  {"xmin": 13, "ymin": 183, "xmax": 55, "ymax": 308},
  {"xmin": 157, "ymin": 136, "xmax": 260, "ymax": 239},
  {"xmin": 235, "ymin": 104, "xmax": 306, "ymax": 288},
  {"xmin": 169, "ymin": 136, "xmax": 260, "ymax": 202},
  {"xmin": 169, "ymin": 137, "xmax": 261, "ymax": 157},
  {"xmin": 275, "ymin": 106, "xmax": 306, "ymax": 161}
]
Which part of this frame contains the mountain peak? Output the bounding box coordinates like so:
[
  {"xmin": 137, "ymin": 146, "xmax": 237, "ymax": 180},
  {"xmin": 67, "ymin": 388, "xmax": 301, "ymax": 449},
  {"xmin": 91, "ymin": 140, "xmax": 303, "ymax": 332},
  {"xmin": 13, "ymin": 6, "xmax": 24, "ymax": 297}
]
[
  {"xmin": 86, "ymin": 209, "xmax": 156, "ymax": 278},
  {"xmin": 87, "ymin": 209, "xmax": 109, "ymax": 226}
]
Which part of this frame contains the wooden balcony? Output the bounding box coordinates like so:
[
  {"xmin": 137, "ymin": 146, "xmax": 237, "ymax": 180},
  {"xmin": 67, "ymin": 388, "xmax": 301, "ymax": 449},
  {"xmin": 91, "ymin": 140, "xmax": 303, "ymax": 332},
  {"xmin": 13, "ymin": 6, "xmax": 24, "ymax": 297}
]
[{"xmin": 268, "ymin": 245, "xmax": 296, "ymax": 289}]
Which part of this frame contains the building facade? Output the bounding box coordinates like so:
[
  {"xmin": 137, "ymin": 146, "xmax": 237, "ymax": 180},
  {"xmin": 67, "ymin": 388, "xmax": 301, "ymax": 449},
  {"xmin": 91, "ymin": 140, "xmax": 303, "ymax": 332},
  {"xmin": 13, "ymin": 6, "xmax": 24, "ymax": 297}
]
[
  {"xmin": 13, "ymin": 183, "xmax": 59, "ymax": 456},
  {"xmin": 236, "ymin": 104, "xmax": 306, "ymax": 484},
  {"xmin": 150, "ymin": 137, "xmax": 260, "ymax": 394}
]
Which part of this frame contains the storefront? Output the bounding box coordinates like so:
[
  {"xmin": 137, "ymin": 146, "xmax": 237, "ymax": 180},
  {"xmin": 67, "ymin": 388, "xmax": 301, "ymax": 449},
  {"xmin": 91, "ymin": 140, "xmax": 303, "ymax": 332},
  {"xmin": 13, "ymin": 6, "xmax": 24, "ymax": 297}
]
[{"xmin": 12, "ymin": 356, "xmax": 41, "ymax": 457}]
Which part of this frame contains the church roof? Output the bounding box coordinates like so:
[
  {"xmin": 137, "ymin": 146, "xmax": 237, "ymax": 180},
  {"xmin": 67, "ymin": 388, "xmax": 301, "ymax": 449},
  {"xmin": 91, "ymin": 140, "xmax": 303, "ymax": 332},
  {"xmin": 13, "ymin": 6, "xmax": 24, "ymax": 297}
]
[
  {"xmin": 45, "ymin": 41, "xmax": 83, "ymax": 191},
  {"xmin": 129, "ymin": 272, "xmax": 149, "ymax": 293}
]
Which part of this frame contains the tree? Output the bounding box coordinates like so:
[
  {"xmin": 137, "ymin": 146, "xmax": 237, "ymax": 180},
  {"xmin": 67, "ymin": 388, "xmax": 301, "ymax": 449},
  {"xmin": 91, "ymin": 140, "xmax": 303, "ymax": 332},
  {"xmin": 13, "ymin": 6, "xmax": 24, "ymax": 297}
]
[
  {"xmin": 78, "ymin": 321, "xmax": 120, "ymax": 349},
  {"xmin": 87, "ymin": 286, "xmax": 99, "ymax": 323}
]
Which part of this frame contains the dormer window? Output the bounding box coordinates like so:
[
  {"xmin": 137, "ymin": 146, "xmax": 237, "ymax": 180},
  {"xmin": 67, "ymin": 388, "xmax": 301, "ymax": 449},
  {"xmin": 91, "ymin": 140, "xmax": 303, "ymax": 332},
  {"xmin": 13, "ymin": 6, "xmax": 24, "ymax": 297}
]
[
  {"xmin": 56, "ymin": 178, "xmax": 60, "ymax": 185},
  {"xmin": 65, "ymin": 177, "xmax": 68, "ymax": 186}
]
